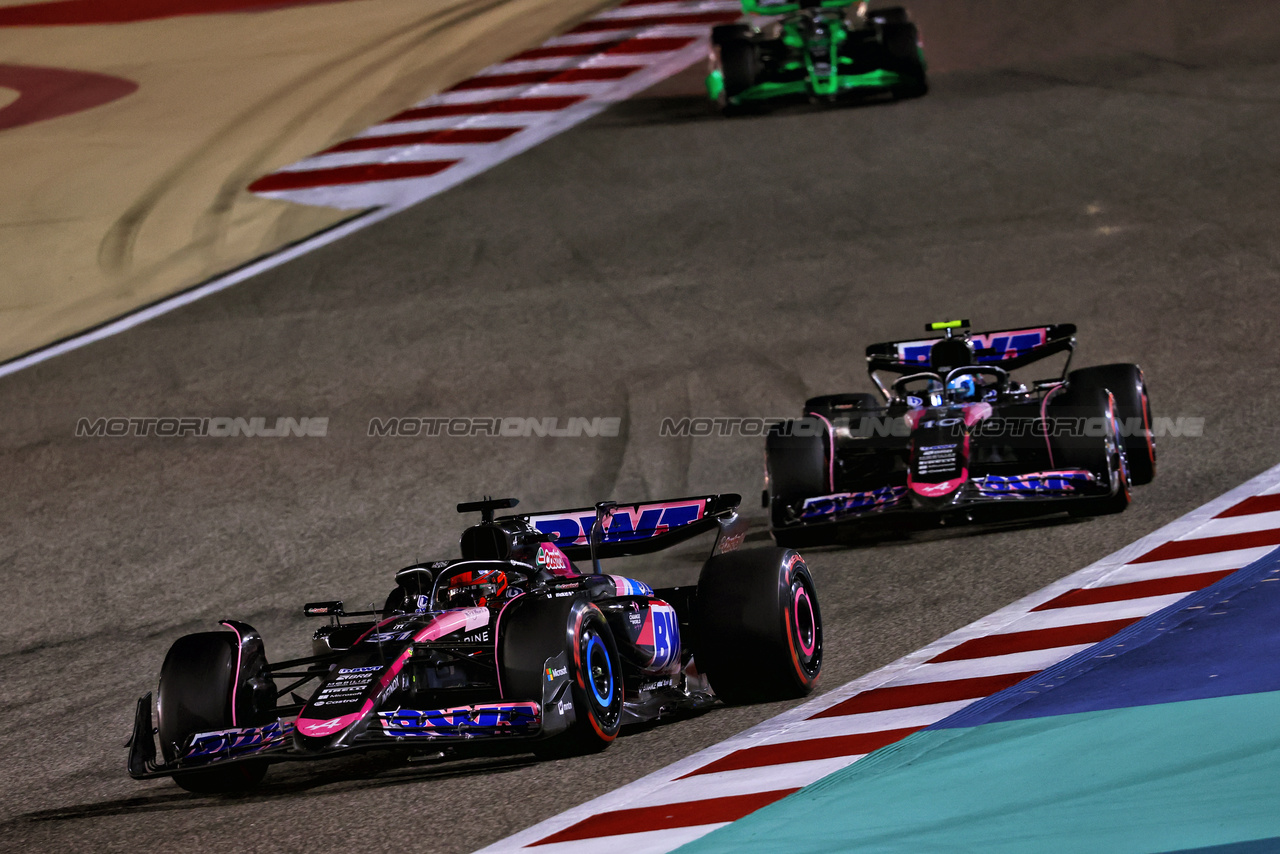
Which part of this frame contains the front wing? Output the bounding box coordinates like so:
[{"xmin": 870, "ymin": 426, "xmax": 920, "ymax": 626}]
[
  {"xmin": 777, "ymin": 469, "xmax": 1107, "ymax": 531},
  {"xmin": 727, "ymin": 68, "xmax": 904, "ymax": 103},
  {"xmin": 127, "ymin": 693, "xmax": 550, "ymax": 780}
]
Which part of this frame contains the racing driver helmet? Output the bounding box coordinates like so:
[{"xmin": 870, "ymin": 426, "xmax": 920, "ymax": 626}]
[{"xmin": 946, "ymin": 374, "xmax": 979, "ymax": 402}]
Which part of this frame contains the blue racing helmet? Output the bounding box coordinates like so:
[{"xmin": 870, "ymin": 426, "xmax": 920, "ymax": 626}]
[{"xmin": 947, "ymin": 374, "xmax": 978, "ymax": 402}]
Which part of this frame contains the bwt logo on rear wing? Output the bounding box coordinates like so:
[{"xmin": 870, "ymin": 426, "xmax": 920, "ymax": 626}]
[
  {"xmin": 516, "ymin": 494, "xmax": 740, "ymax": 560},
  {"xmin": 896, "ymin": 327, "xmax": 1049, "ymax": 365},
  {"xmin": 528, "ymin": 499, "xmax": 708, "ymax": 547}
]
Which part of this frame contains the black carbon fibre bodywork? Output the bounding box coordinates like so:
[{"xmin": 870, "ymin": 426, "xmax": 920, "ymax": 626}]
[{"xmin": 766, "ymin": 323, "xmax": 1157, "ymax": 545}]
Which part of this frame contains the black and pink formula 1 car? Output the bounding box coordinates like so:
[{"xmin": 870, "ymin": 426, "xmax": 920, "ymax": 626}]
[
  {"xmin": 128, "ymin": 495, "xmax": 822, "ymax": 793},
  {"xmin": 764, "ymin": 321, "xmax": 1157, "ymax": 547}
]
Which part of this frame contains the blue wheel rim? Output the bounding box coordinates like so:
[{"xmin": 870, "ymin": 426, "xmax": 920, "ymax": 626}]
[{"xmin": 585, "ymin": 634, "xmax": 614, "ymax": 707}]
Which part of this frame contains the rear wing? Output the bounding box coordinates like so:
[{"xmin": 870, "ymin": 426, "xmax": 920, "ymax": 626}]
[
  {"xmin": 865, "ymin": 323, "xmax": 1077, "ymax": 377},
  {"xmin": 741, "ymin": 0, "xmax": 857, "ymax": 14},
  {"xmin": 506, "ymin": 494, "xmax": 742, "ymax": 561}
]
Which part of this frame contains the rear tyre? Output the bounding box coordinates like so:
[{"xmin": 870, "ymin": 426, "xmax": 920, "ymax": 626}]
[
  {"xmin": 766, "ymin": 418, "xmax": 831, "ymax": 545},
  {"xmin": 500, "ymin": 598, "xmax": 624, "ymax": 758},
  {"xmin": 157, "ymin": 632, "xmax": 271, "ymax": 794},
  {"xmin": 1067, "ymin": 364, "xmax": 1155, "ymax": 485},
  {"xmin": 694, "ymin": 549, "xmax": 822, "ymax": 704}
]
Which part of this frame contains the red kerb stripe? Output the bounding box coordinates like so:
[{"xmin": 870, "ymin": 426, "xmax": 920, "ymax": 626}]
[
  {"xmin": 928, "ymin": 618, "xmax": 1139, "ymax": 663},
  {"xmin": 1032, "ymin": 570, "xmax": 1237, "ymax": 611},
  {"xmin": 530, "ymin": 789, "xmax": 800, "ymax": 845},
  {"xmin": 1217, "ymin": 494, "xmax": 1280, "ymax": 518},
  {"xmin": 608, "ymin": 35, "xmax": 697, "ymax": 53},
  {"xmin": 388, "ymin": 95, "xmax": 585, "ymax": 121},
  {"xmin": 321, "ymin": 127, "xmax": 518, "ymax": 153},
  {"xmin": 570, "ymin": 11, "xmax": 738, "ymax": 32},
  {"xmin": 248, "ymin": 160, "xmax": 456, "ymax": 192},
  {"xmin": 449, "ymin": 65, "xmax": 640, "ymax": 91},
  {"xmin": 809, "ymin": 672, "xmax": 1037, "ymax": 719},
  {"xmin": 514, "ymin": 35, "xmax": 695, "ymax": 60},
  {"xmin": 680, "ymin": 727, "xmax": 922, "ymax": 778},
  {"xmin": 1131, "ymin": 528, "xmax": 1280, "ymax": 564},
  {"xmin": 513, "ymin": 40, "xmax": 625, "ymax": 59}
]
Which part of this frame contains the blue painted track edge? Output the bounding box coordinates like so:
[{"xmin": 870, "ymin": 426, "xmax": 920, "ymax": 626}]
[{"xmin": 931, "ymin": 543, "xmax": 1280, "ymax": 731}]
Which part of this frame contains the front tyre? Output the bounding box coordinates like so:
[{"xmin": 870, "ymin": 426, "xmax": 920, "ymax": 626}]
[
  {"xmin": 694, "ymin": 549, "xmax": 822, "ymax": 704},
  {"xmin": 880, "ymin": 22, "xmax": 927, "ymax": 98},
  {"xmin": 157, "ymin": 631, "xmax": 272, "ymax": 794},
  {"xmin": 713, "ymin": 38, "xmax": 759, "ymax": 114},
  {"xmin": 501, "ymin": 598, "xmax": 624, "ymax": 758},
  {"xmin": 766, "ymin": 418, "xmax": 831, "ymax": 546},
  {"xmin": 567, "ymin": 604, "xmax": 624, "ymax": 748}
]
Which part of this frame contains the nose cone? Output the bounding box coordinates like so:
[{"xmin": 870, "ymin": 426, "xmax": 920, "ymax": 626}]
[
  {"xmin": 910, "ymin": 475, "xmax": 966, "ymax": 508},
  {"xmin": 909, "ymin": 415, "xmax": 970, "ymax": 507},
  {"xmin": 294, "ymin": 708, "xmax": 366, "ymax": 749},
  {"xmin": 293, "ymin": 659, "xmax": 389, "ymax": 751}
]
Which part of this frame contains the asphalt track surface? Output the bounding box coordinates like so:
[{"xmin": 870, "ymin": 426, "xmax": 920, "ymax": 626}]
[{"xmin": 3, "ymin": 3, "xmax": 1280, "ymax": 851}]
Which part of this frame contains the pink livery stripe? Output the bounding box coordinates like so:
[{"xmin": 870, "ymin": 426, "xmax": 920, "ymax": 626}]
[{"xmin": 529, "ymin": 789, "xmax": 802, "ymax": 845}]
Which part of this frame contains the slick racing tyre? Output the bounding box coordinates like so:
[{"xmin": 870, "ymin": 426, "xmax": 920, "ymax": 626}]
[
  {"xmin": 711, "ymin": 23, "xmax": 753, "ymax": 45},
  {"xmin": 766, "ymin": 418, "xmax": 834, "ymax": 547},
  {"xmin": 1049, "ymin": 385, "xmax": 1131, "ymax": 517},
  {"xmin": 880, "ymin": 22, "xmax": 927, "ymax": 98},
  {"xmin": 1067, "ymin": 364, "xmax": 1156, "ymax": 485},
  {"xmin": 500, "ymin": 597, "xmax": 623, "ymax": 758},
  {"xmin": 694, "ymin": 549, "xmax": 822, "ymax": 704},
  {"xmin": 866, "ymin": 6, "xmax": 909, "ymax": 23},
  {"xmin": 157, "ymin": 631, "xmax": 274, "ymax": 793},
  {"xmin": 717, "ymin": 39, "xmax": 759, "ymax": 104}
]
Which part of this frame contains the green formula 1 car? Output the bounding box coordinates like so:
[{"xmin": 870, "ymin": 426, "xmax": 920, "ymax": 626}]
[{"xmin": 706, "ymin": 1, "xmax": 927, "ymax": 113}]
